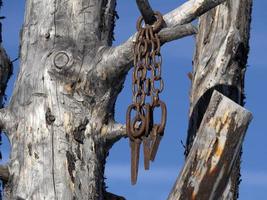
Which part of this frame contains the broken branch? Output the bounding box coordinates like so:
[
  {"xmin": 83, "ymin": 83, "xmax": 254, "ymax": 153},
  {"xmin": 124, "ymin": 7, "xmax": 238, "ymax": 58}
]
[
  {"xmin": 168, "ymin": 91, "xmax": 252, "ymax": 200},
  {"xmin": 101, "ymin": 122, "xmax": 127, "ymax": 146}
]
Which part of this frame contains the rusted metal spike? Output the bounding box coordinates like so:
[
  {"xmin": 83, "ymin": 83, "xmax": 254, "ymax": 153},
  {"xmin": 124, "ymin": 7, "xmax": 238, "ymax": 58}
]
[
  {"xmin": 143, "ymin": 137, "xmax": 151, "ymax": 170},
  {"xmin": 150, "ymin": 130, "xmax": 162, "ymax": 161},
  {"xmin": 131, "ymin": 139, "xmax": 141, "ymax": 185}
]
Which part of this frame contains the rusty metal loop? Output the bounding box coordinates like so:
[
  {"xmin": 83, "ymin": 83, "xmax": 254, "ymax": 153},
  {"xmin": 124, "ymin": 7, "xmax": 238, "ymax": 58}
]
[
  {"xmin": 151, "ymin": 11, "xmax": 164, "ymax": 32},
  {"xmin": 127, "ymin": 104, "xmax": 146, "ymax": 138},
  {"xmin": 130, "ymin": 115, "xmax": 146, "ymax": 138},
  {"xmin": 136, "ymin": 28, "xmax": 145, "ymax": 40},
  {"xmin": 137, "ymin": 38, "xmax": 148, "ymax": 56},
  {"xmin": 145, "ymin": 54, "xmax": 152, "ymax": 70},
  {"xmin": 137, "ymin": 11, "xmax": 164, "ymax": 32},
  {"xmin": 133, "ymin": 90, "xmax": 146, "ymax": 106},
  {"xmin": 144, "ymin": 103, "xmax": 152, "ymax": 136},
  {"xmin": 151, "ymin": 63, "xmax": 162, "ymax": 81},
  {"xmin": 134, "ymin": 63, "xmax": 147, "ymax": 81},
  {"xmin": 126, "ymin": 104, "xmax": 136, "ymax": 140},
  {"xmin": 151, "ymin": 78, "xmax": 164, "ymax": 94},
  {"xmin": 151, "ymin": 50, "xmax": 162, "ymax": 64},
  {"xmin": 144, "ymin": 78, "xmax": 152, "ymax": 96},
  {"xmin": 151, "ymin": 100, "xmax": 167, "ymax": 136}
]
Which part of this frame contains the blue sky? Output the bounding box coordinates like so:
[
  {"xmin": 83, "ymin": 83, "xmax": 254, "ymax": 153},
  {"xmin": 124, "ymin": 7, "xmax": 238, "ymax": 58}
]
[{"xmin": 1, "ymin": 1, "xmax": 266, "ymax": 199}]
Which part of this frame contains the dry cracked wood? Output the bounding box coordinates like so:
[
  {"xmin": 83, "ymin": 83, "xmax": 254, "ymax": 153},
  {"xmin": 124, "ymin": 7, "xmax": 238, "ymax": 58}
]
[
  {"xmin": 168, "ymin": 91, "xmax": 252, "ymax": 200},
  {"xmin": 185, "ymin": 0, "xmax": 252, "ymax": 199}
]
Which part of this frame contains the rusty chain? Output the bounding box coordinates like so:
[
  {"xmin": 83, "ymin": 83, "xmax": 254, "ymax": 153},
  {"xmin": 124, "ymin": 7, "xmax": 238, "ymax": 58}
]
[{"xmin": 126, "ymin": 11, "xmax": 167, "ymax": 185}]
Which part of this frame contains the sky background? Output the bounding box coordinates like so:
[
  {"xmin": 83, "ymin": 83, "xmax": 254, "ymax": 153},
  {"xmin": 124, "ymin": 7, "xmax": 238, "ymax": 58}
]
[{"xmin": 1, "ymin": 1, "xmax": 266, "ymax": 199}]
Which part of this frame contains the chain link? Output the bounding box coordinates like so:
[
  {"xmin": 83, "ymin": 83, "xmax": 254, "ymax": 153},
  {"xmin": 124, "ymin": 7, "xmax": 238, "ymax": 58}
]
[{"xmin": 126, "ymin": 11, "xmax": 167, "ymax": 185}]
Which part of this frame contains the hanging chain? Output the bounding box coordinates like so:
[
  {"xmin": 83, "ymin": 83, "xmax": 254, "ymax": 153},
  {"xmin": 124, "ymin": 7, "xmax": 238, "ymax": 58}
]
[{"xmin": 126, "ymin": 11, "xmax": 167, "ymax": 185}]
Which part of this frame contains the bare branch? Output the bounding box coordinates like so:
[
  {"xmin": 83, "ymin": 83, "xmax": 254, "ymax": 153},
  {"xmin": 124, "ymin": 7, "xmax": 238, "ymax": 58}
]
[
  {"xmin": 101, "ymin": 122, "xmax": 127, "ymax": 145},
  {"xmin": 167, "ymin": 91, "xmax": 252, "ymax": 200},
  {"xmin": 98, "ymin": 0, "xmax": 226, "ymax": 78},
  {"xmin": 159, "ymin": 23, "xmax": 197, "ymax": 44},
  {"xmin": 164, "ymin": 0, "xmax": 226, "ymax": 26},
  {"xmin": 97, "ymin": 24, "xmax": 196, "ymax": 80},
  {"xmin": 0, "ymin": 164, "xmax": 9, "ymax": 183},
  {"xmin": 136, "ymin": 0, "xmax": 156, "ymax": 25}
]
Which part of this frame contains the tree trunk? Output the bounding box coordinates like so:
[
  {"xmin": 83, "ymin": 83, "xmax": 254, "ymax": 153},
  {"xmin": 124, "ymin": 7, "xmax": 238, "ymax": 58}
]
[
  {"xmin": 0, "ymin": 0, "xmax": 253, "ymax": 199},
  {"xmin": 185, "ymin": 0, "xmax": 252, "ymax": 199},
  {"xmin": 5, "ymin": 0, "xmax": 122, "ymax": 199}
]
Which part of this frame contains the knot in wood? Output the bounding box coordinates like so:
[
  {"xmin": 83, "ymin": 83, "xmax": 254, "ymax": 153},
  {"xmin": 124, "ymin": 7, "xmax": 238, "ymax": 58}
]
[
  {"xmin": 53, "ymin": 51, "xmax": 72, "ymax": 70},
  {"xmin": 45, "ymin": 108, "xmax": 55, "ymax": 125},
  {"xmin": 45, "ymin": 32, "xmax": 50, "ymax": 39}
]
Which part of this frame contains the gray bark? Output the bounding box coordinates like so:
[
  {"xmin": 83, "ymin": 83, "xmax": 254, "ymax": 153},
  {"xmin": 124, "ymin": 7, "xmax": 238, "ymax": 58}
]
[
  {"xmin": 185, "ymin": 0, "xmax": 252, "ymax": 199},
  {"xmin": 0, "ymin": 0, "xmax": 252, "ymax": 199},
  {"xmin": 168, "ymin": 91, "xmax": 252, "ymax": 200},
  {"xmin": 6, "ymin": 0, "xmax": 121, "ymax": 199}
]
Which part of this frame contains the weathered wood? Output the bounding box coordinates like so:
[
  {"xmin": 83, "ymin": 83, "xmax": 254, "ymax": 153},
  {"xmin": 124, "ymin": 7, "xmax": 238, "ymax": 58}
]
[
  {"xmin": 168, "ymin": 91, "xmax": 252, "ymax": 200},
  {"xmin": 185, "ymin": 0, "xmax": 252, "ymax": 198},
  {"xmin": 6, "ymin": 0, "xmax": 121, "ymax": 199},
  {"xmin": 0, "ymin": 108, "xmax": 16, "ymax": 133}
]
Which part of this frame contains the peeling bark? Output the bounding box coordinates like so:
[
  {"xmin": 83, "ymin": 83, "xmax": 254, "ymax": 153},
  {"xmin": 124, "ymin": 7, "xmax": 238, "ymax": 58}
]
[
  {"xmin": 185, "ymin": 0, "xmax": 252, "ymax": 199},
  {"xmin": 168, "ymin": 91, "xmax": 252, "ymax": 200}
]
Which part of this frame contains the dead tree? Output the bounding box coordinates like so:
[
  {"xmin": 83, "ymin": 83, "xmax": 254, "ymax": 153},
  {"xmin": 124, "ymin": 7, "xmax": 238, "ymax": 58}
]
[
  {"xmin": 0, "ymin": 0, "xmax": 252, "ymax": 199},
  {"xmin": 168, "ymin": 0, "xmax": 253, "ymax": 199}
]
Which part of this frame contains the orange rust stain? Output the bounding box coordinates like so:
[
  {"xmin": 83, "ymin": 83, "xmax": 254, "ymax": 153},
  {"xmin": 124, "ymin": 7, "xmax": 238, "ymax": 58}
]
[
  {"xmin": 209, "ymin": 110, "xmax": 233, "ymax": 133},
  {"xmin": 209, "ymin": 165, "xmax": 218, "ymax": 175},
  {"xmin": 215, "ymin": 145, "xmax": 223, "ymax": 158},
  {"xmin": 209, "ymin": 142, "xmax": 225, "ymax": 174},
  {"xmin": 192, "ymin": 192, "xmax": 196, "ymax": 200}
]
